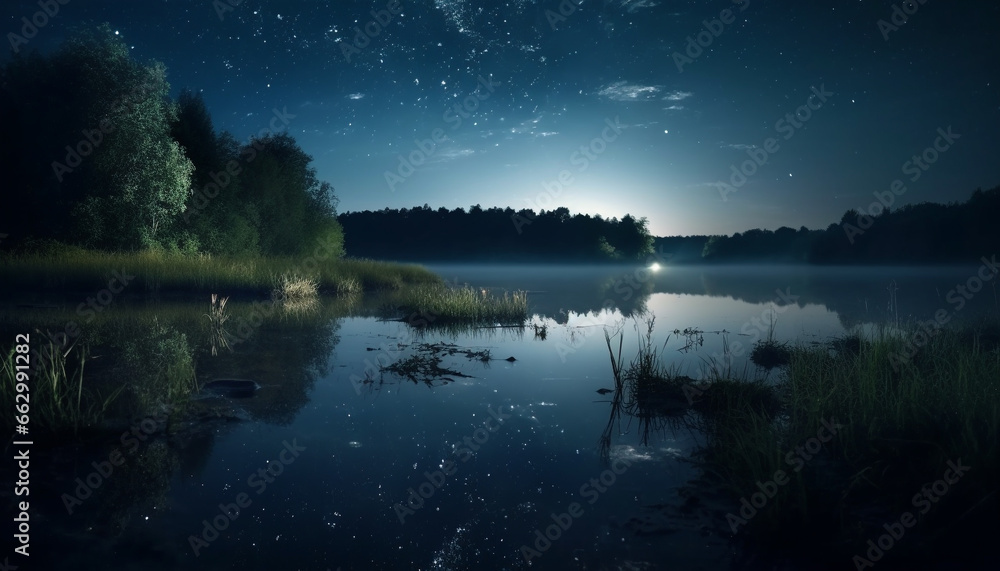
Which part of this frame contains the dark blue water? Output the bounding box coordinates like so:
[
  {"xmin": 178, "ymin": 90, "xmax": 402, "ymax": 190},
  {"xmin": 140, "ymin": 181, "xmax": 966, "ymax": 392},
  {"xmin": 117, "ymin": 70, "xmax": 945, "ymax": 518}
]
[{"xmin": 11, "ymin": 263, "xmax": 998, "ymax": 570}]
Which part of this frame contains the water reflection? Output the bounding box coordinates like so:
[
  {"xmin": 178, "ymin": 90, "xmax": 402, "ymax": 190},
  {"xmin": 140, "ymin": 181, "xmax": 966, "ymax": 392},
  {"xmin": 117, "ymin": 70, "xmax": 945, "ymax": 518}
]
[
  {"xmin": 427, "ymin": 263, "xmax": 1000, "ymax": 330},
  {"xmin": 3, "ymin": 264, "xmax": 995, "ymax": 569}
]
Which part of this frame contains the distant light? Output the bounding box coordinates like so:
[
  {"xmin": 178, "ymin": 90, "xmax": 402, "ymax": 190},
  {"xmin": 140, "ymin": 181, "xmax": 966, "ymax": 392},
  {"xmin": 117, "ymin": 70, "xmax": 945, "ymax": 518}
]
[
  {"xmin": 650, "ymin": 263, "xmax": 661, "ymax": 272},
  {"xmin": 664, "ymin": 129, "xmax": 669, "ymax": 134}
]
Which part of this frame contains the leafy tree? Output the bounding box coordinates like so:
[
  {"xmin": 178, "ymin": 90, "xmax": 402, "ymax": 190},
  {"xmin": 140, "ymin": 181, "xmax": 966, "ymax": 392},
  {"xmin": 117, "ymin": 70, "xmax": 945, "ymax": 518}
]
[{"xmin": 62, "ymin": 25, "xmax": 193, "ymax": 249}]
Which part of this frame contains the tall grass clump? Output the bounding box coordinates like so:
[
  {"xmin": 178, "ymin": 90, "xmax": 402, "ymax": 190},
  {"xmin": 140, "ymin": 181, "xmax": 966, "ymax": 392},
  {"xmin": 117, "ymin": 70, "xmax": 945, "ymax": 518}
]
[
  {"xmin": 0, "ymin": 333, "xmax": 122, "ymax": 434},
  {"xmin": 748, "ymin": 313, "xmax": 791, "ymax": 369},
  {"xmin": 272, "ymin": 272, "xmax": 319, "ymax": 300},
  {"xmin": 387, "ymin": 285, "xmax": 528, "ymax": 326}
]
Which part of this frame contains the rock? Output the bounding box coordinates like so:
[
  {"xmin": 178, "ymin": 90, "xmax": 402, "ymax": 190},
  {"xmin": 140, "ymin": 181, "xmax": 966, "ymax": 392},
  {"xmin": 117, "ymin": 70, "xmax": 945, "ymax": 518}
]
[
  {"xmin": 596, "ymin": 388, "xmax": 615, "ymax": 395},
  {"xmin": 505, "ymin": 356, "xmax": 517, "ymax": 362}
]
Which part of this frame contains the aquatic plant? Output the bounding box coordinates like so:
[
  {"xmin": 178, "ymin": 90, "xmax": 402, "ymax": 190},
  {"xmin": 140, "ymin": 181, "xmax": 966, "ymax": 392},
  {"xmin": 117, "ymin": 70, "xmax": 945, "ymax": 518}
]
[
  {"xmin": 205, "ymin": 293, "xmax": 232, "ymax": 356},
  {"xmin": 748, "ymin": 314, "xmax": 791, "ymax": 369},
  {"xmin": 272, "ymin": 272, "xmax": 319, "ymax": 300},
  {"xmin": 383, "ymin": 285, "xmax": 528, "ymax": 327},
  {"xmin": 0, "ymin": 332, "xmax": 122, "ymax": 434}
]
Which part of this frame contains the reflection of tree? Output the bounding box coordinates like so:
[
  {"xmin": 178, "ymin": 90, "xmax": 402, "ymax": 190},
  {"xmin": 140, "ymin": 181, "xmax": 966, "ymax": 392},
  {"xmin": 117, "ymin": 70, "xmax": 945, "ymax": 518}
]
[
  {"xmin": 522, "ymin": 265, "xmax": 989, "ymax": 332},
  {"xmin": 194, "ymin": 315, "xmax": 342, "ymax": 425}
]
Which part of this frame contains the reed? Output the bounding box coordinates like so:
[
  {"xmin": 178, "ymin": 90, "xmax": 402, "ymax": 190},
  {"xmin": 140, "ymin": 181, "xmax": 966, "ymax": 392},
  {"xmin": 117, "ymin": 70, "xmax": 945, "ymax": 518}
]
[
  {"xmin": 0, "ymin": 248, "xmax": 441, "ymax": 294},
  {"xmin": 1, "ymin": 333, "xmax": 122, "ymax": 434}
]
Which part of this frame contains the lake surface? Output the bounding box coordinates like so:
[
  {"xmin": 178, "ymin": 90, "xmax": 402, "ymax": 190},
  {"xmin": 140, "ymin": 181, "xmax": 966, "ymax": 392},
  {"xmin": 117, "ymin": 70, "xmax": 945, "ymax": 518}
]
[{"xmin": 6, "ymin": 263, "xmax": 998, "ymax": 570}]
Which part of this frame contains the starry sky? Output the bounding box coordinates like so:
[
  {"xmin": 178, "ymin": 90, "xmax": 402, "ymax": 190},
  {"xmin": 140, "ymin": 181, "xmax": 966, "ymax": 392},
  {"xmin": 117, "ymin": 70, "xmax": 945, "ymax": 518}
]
[{"xmin": 3, "ymin": 0, "xmax": 998, "ymax": 236}]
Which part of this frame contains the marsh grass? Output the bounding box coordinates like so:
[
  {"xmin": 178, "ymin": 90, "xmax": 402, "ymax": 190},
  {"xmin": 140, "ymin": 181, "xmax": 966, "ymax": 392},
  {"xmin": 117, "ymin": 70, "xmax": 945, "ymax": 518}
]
[
  {"xmin": 601, "ymin": 316, "xmax": 999, "ymax": 559},
  {"xmin": 1, "ymin": 333, "xmax": 122, "ymax": 434},
  {"xmin": 748, "ymin": 314, "xmax": 791, "ymax": 369},
  {"xmin": 602, "ymin": 319, "xmax": 702, "ymax": 446},
  {"xmin": 723, "ymin": 322, "xmax": 996, "ymax": 558},
  {"xmin": 0, "ymin": 249, "xmax": 440, "ymax": 294},
  {"xmin": 205, "ymin": 294, "xmax": 232, "ymax": 356},
  {"xmin": 382, "ymin": 285, "xmax": 528, "ymax": 327},
  {"xmin": 272, "ymin": 272, "xmax": 319, "ymax": 301}
]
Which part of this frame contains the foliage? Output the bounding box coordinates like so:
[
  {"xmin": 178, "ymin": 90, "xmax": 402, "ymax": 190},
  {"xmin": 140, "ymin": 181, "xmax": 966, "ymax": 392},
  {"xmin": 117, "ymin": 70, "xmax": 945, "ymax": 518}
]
[
  {"xmin": 667, "ymin": 186, "xmax": 1000, "ymax": 264},
  {"xmin": 0, "ymin": 333, "xmax": 122, "ymax": 434},
  {"xmin": 0, "ymin": 25, "xmax": 344, "ymax": 260},
  {"xmin": 338, "ymin": 205, "xmax": 655, "ymax": 262},
  {"xmin": 116, "ymin": 320, "xmax": 197, "ymax": 412},
  {"xmin": 0, "ymin": 24, "xmax": 193, "ymax": 250}
]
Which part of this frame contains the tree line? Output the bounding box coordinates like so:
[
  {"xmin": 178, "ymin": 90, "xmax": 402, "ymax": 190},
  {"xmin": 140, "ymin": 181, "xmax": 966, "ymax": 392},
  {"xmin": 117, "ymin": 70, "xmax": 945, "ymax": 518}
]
[
  {"xmin": 337, "ymin": 206, "xmax": 655, "ymax": 262},
  {"xmin": 655, "ymin": 186, "xmax": 1000, "ymax": 264},
  {"xmin": 0, "ymin": 24, "xmax": 343, "ymax": 257}
]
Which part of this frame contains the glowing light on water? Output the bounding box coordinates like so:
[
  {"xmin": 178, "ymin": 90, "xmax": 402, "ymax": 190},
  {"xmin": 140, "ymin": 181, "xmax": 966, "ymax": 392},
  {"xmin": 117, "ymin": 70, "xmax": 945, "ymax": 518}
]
[{"xmin": 649, "ymin": 263, "xmax": 661, "ymax": 272}]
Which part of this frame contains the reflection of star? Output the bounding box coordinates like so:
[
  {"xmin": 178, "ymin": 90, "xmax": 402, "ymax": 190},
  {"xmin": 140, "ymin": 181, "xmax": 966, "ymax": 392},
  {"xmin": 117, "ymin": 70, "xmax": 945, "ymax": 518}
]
[{"xmin": 0, "ymin": 557, "xmax": 19, "ymax": 571}]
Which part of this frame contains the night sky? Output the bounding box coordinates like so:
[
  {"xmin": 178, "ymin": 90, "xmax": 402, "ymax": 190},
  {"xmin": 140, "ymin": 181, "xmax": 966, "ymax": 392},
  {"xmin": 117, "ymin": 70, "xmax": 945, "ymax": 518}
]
[{"xmin": 4, "ymin": 0, "xmax": 998, "ymax": 236}]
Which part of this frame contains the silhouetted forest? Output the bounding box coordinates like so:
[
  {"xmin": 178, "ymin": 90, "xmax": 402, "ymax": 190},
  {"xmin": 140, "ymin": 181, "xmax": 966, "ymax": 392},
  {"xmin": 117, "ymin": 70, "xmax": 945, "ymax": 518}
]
[
  {"xmin": 654, "ymin": 186, "xmax": 1000, "ymax": 265},
  {"xmin": 0, "ymin": 24, "xmax": 343, "ymax": 257},
  {"xmin": 338, "ymin": 206, "xmax": 655, "ymax": 262}
]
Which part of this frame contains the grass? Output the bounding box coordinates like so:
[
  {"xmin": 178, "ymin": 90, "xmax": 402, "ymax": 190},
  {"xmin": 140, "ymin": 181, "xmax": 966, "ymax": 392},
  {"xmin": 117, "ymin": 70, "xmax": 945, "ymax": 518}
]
[
  {"xmin": 272, "ymin": 272, "xmax": 319, "ymax": 300},
  {"xmin": 0, "ymin": 247, "xmax": 441, "ymax": 294},
  {"xmin": 379, "ymin": 284, "xmax": 528, "ymax": 327},
  {"xmin": 721, "ymin": 322, "xmax": 996, "ymax": 561},
  {"xmin": 600, "ymin": 317, "xmax": 999, "ymax": 564},
  {"xmin": 748, "ymin": 313, "xmax": 791, "ymax": 369},
  {"xmin": 1, "ymin": 332, "xmax": 122, "ymax": 434}
]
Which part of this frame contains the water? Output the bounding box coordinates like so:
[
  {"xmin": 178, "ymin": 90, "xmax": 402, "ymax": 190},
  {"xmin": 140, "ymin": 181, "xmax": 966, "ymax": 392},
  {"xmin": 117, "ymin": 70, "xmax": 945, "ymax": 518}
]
[{"xmin": 5, "ymin": 263, "xmax": 997, "ymax": 570}]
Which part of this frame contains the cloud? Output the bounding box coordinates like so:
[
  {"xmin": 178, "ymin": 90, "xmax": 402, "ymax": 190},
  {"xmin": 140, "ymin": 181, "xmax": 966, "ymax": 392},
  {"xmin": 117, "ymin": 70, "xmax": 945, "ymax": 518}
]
[
  {"xmin": 722, "ymin": 143, "xmax": 757, "ymax": 150},
  {"xmin": 597, "ymin": 81, "xmax": 663, "ymax": 101},
  {"xmin": 348, "ymin": 93, "xmax": 365, "ymax": 100},
  {"xmin": 428, "ymin": 147, "xmax": 476, "ymax": 163},
  {"xmin": 663, "ymin": 105, "xmax": 685, "ymax": 111},
  {"xmin": 663, "ymin": 90, "xmax": 693, "ymax": 101},
  {"xmin": 619, "ymin": 0, "xmax": 661, "ymax": 13},
  {"xmin": 506, "ymin": 113, "xmax": 549, "ymax": 138}
]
